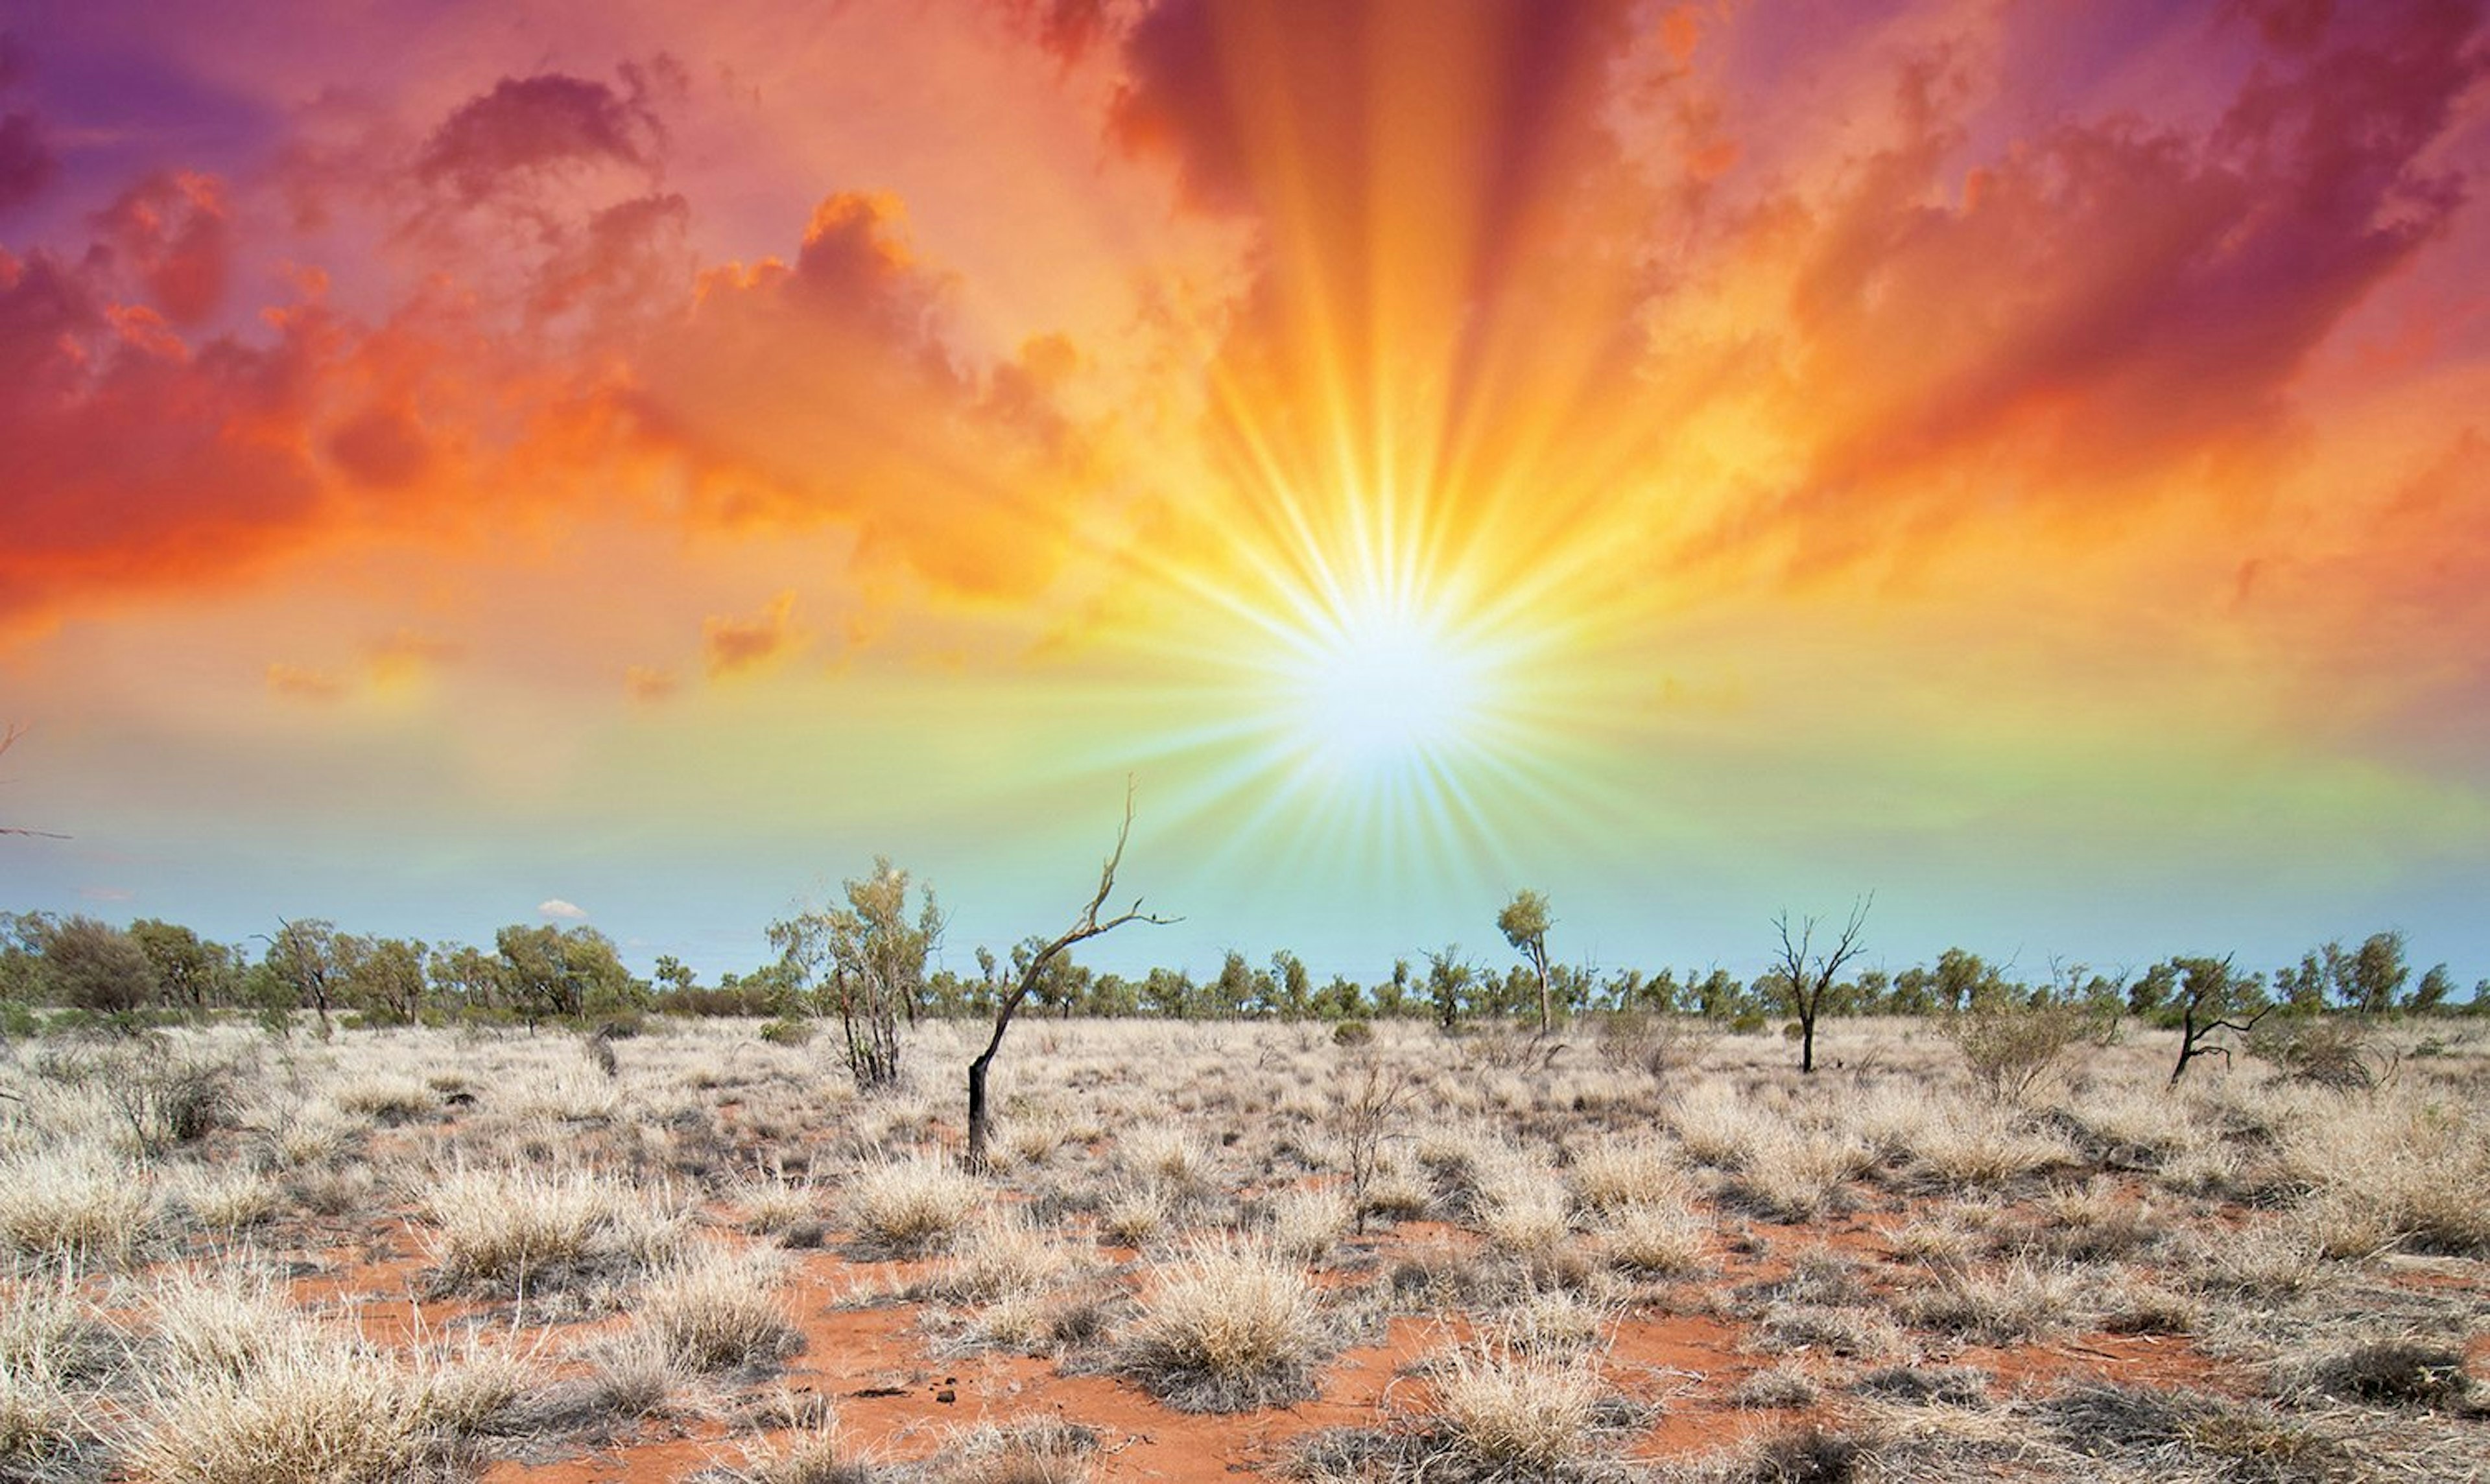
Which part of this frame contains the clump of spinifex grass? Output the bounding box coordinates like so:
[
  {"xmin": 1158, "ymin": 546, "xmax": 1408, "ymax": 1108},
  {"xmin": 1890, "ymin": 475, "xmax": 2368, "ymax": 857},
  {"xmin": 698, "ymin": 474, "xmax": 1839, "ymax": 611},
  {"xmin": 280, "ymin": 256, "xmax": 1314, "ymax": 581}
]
[
  {"xmin": 421, "ymin": 1166, "xmax": 685, "ymax": 1295},
  {"xmin": 1598, "ymin": 1198, "xmax": 1711, "ymax": 1277},
  {"xmin": 1426, "ymin": 1340, "xmax": 1613, "ymax": 1475},
  {"xmin": 123, "ymin": 1325, "xmax": 466, "ymax": 1484},
  {"xmin": 0, "ymin": 1146, "xmax": 157, "ymax": 1267},
  {"xmin": 846, "ymin": 1155, "xmax": 986, "ymax": 1257},
  {"xmin": 1113, "ymin": 1240, "xmax": 1331, "ymax": 1412},
  {"xmin": 634, "ymin": 1247, "xmax": 802, "ymax": 1374}
]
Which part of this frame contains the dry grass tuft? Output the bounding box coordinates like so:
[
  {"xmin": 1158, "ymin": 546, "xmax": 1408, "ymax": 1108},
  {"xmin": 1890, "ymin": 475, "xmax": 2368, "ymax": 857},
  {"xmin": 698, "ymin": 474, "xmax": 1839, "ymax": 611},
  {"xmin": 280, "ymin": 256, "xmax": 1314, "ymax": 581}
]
[
  {"xmin": 423, "ymin": 1166, "xmax": 616, "ymax": 1290},
  {"xmin": 0, "ymin": 1147, "xmax": 156, "ymax": 1267},
  {"xmin": 1426, "ymin": 1340, "xmax": 1610, "ymax": 1474},
  {"xmin": 1263, "ymin": 1186, "xmax": 1353, "ymax": 1262},
  {"xmin": 847, "ymin": 1155, "xmax": 985, "ymax": 1256},
  {"xmin": 1599, "ymin": 1199, "xmax": 1711, "ymax": 1277},
  {"xmin": 636, "ymin": 1248, "xmax": 802, "ymax": 1373},
  {"xmin": 123, "ymin": 1328, "xmax": 456, "ymax": 1484},
  {"xmin": 1114, "ymin": 1240, "xmax": 1329, "ymax": 1412}
]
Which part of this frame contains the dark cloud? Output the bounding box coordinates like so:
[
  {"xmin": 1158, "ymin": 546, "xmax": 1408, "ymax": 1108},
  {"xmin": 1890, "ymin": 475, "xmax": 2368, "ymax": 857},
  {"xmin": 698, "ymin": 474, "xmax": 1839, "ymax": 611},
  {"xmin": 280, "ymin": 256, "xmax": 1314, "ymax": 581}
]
[
  {"xmin": 415, "ymin": 71, "xmax": 666, "ymax": 203},
  {"xmin": 0, "ymin": 112, "xmax": 56, "ymax": 215}
]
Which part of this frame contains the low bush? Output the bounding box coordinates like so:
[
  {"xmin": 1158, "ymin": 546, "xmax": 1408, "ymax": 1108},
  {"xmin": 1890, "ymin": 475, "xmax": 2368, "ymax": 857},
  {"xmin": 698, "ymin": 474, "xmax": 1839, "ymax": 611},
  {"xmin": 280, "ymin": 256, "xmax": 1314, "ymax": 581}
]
[{"xmin": 1950, "ymin": 1005, "xmax": 2082, "ymax": 1103}]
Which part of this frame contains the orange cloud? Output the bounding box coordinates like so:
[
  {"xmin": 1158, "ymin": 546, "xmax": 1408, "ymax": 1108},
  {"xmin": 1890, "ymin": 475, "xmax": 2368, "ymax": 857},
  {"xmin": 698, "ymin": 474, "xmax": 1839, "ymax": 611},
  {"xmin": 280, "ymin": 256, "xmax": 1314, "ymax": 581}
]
[
  {"xmin": 265, "ymin": 662, "xmax": 348, "ymax": 701},
  {"xmin": 702, "ymin": 591, "xmax": 803, "ymax": 677},
  {"xmin": 624, "ymin": 665, "xmax": 681, "ymax": 703},
  {"xmin": 624, "ymin": 191, "xmax": 1100, "ymax": 598},
  {"xmin": 0, "ymin": 242, "xmax": 333, "ymax": 627},
  {"xmin": 92, "ymin": 171, "xmax": 233, "ymax": 325}
]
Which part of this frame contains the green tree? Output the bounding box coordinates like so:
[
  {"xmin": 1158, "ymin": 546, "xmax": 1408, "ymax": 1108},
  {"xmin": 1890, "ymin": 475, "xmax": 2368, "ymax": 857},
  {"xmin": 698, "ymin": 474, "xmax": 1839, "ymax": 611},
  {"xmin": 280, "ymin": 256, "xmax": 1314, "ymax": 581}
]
[
  {"xmin": 1495, "ymin": 889, "xmax": 1555, "ymax": 1033},
  {"xmin": 43, "ymin": 915, "xmax": 156, "ymax": 1026},
  {"xmin": 2326, "ymin": 930, "xmax": 2410, "ymax": 1015},
  {"xmin": 1425, "ymin": 946, "xmax": 1472, "ymax": 1031},
  {"xmin": 347, "ymin": 937, "xmax": 429, "ymax": 1024},
  {"xmin": 1373, "ymin": 958, "xmax": 1412, "ymax": 1017},
  {"xmin": 1141, "ymin": 965, "xmax": 1195, "ymax": 1019},
  {"xmin": 2271, "ymin": 951, "xmax": 2328, "ymax": 1016},
  {"xmin": 1934, "ymin": 947, "xmax": 2004, "ymax": 1013},
  {"xmin": 265, "ymin": 919, "xmax": 351, "ymax": 1035},
  {"xmin": 494, "ymin": 924, "xmax": 641, "ymax": 1027},
  {"xmin": 128, "ymin": 919, "xmax": 235, "ymax": 1017},
  {"xmin": 1209, "ymin": 950, "xmax": 1255, "ymax": 1019},
  {"xmin": 427, "ymin": 942, "xmax": 504, "ymax": 1013},
  {"xmin": 2412, "ymin": 963, "xmax": 2455, "ymax": 1014},
  {"xmin": 1271, "ymin": 950, "xmax": 1312, "ymax": 1019},
  {"xmin": 1690, "ymin": 967, "xmax": 1744, "ymax": 1020},
  {"xmin": 774, "ymin": 858, "xmax": 942, "ymax": 1090}
]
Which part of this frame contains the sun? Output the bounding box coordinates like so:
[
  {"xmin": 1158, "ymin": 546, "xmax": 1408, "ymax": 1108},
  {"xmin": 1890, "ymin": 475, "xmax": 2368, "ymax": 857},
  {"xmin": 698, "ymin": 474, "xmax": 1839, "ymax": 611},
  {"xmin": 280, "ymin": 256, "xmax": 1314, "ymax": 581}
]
[{"xmin": 1281, "ymin": 596, "xmax": 1489, "ymax": 781}]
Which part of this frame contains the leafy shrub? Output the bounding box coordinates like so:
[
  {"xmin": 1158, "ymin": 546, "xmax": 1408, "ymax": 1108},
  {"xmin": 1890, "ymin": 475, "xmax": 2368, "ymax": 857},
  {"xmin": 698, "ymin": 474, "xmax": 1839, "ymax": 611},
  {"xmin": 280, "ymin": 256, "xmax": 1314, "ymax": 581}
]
[
  {"xmin": 1949, "ymin": 1004, "xmax": 2082, "ymax": 1102},
  {"xmin": 759, "ymin": 1017, "xmax": 816, "ymax": 1047},
  {"xmin": 2251, "ymin": 1017, "xmax": 2388, "ymax": 1090}
]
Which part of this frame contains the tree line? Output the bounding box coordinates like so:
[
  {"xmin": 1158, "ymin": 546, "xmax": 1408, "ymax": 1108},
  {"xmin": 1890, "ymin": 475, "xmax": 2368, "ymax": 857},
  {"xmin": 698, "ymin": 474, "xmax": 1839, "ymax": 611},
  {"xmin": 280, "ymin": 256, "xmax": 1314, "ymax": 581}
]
[{"xmin": 2, "ymin": 894, "xmax": 2477, "ymax": 1043}]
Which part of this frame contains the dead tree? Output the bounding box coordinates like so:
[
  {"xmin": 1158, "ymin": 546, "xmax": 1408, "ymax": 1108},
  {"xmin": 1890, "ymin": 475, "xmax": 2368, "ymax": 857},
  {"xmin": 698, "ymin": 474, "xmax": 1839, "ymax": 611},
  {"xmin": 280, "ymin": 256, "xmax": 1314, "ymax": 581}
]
[
  {"xmin": 1770, "ymin": 894, "xmax": 1872, "ymax": 1074},
  {"xmin": 964, "ymin": 782, "xmax": 1174, "ymax": 1170},
  {"xmin": 2168, "ymin": 954, "xmax": 2271, "ymax": 1085},
  {"xmin": 1, "ymin": 724, "xmax": 68, "ymax": 840}
]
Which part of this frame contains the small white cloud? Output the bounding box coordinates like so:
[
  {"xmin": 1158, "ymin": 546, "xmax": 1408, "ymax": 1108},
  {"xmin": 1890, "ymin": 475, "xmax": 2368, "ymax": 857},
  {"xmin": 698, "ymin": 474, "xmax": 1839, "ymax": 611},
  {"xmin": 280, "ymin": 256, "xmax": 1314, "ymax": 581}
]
[{"xmin": 537, "ymin": 899, "xmax": 588, "ymax": 921}]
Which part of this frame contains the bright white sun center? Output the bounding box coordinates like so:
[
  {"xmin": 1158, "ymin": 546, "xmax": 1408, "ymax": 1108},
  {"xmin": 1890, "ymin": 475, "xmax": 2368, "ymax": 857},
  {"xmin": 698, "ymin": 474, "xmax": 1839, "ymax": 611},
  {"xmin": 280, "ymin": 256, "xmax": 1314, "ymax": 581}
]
[{"xmin": 1287, "ymin": 603, "xmax": 1486, "ymax": 777}]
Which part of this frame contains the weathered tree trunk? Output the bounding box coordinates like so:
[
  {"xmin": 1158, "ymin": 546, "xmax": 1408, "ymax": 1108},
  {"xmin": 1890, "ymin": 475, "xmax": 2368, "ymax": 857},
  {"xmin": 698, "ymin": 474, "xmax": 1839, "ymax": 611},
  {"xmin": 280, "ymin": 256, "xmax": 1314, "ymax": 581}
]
[{"xmin": 962, "ymin": 783, "xmax": 1170, "ymax": 1171}]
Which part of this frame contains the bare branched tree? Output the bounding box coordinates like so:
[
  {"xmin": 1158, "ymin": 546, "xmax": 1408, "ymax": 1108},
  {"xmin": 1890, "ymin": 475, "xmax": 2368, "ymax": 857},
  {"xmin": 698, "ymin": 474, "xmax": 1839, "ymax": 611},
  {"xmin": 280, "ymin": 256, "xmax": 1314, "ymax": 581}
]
[
  {"xmin": 1, "ymin": 724, "xmax": 68, "ymax": 840},
  {"xmin": 2168, "ymin": 954, "xmax": 2271, "ymax": 1085},
  {"xmin": 1769, "ymin": 893, "xmax": 1872, "ymax": 1074},
  {"xmin": 964, "ymin": 781, "xmax": 1174, "ymax": 1170}
]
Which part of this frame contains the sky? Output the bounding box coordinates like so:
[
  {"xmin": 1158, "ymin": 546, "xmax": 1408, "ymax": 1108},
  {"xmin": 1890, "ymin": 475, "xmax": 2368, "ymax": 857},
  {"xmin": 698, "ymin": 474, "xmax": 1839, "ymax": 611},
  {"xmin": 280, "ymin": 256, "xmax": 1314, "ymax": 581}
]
[{"xmin": 3, "ymin": 0, "xmax": 2489, "ymax": 989}]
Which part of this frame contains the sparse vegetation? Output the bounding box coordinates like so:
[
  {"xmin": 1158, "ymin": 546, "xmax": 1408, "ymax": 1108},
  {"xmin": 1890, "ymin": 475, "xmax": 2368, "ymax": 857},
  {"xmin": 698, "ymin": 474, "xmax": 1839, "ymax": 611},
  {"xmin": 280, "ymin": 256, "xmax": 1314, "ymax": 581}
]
[{"xmin": 0, "ymin": 1000, "xmax": 2475, "ymax": 1481}]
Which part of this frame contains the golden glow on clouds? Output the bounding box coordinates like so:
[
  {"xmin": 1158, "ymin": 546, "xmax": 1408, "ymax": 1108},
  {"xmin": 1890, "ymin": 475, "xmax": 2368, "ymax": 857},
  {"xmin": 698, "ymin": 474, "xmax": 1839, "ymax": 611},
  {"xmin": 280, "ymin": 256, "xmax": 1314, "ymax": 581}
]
[{"xmin": 6, "ymin": 0, "xmax": 2490, "ymax": 973}]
